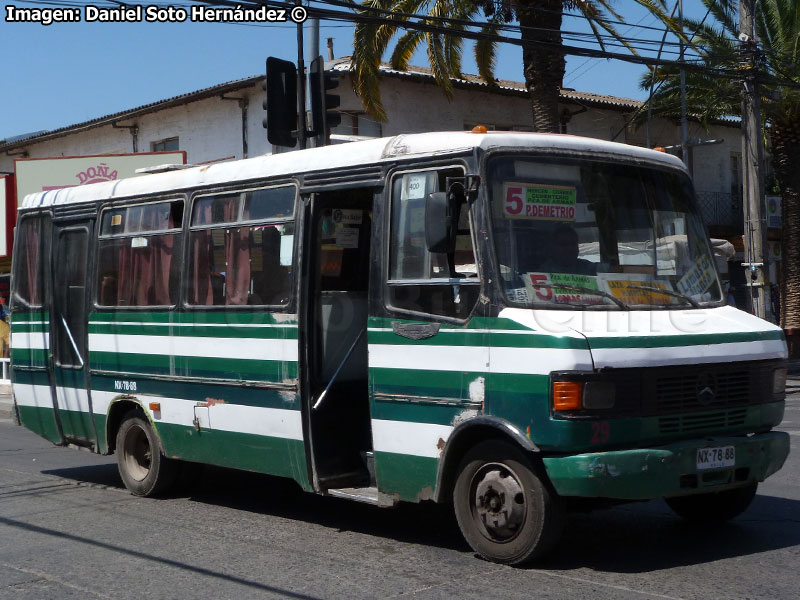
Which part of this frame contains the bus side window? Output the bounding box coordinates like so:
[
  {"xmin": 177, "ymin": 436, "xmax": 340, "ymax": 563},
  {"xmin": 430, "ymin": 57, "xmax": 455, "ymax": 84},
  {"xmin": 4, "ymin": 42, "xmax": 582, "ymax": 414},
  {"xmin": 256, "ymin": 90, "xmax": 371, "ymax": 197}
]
[
  {"xmin": 13, "ymin": 215, "xmax": 47, "ymax": 308},
  {"xmin": 188, "ymin": 185, "xmax": 295, "ymax": 307},
  {"xmin": 96, "ymin": 200, "xmax": 184, "ymax": 307},
  {"xmin": 387, "ymin": 168, "xmax": 479, "ymax": 320}
]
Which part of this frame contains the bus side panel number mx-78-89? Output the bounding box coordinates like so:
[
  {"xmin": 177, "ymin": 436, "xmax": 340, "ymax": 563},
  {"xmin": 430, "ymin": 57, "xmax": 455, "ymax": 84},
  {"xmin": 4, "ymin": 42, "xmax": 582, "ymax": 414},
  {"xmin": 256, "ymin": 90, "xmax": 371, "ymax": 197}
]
[{"xmin": 114, "ymin": 380, "xmax": 138, "ymax": 392}]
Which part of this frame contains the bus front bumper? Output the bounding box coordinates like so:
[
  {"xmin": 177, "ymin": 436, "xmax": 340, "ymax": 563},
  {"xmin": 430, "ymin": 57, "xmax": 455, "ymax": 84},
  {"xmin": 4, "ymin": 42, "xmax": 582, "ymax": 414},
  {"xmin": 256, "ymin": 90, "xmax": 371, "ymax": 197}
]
[{"xmin": 541, "ymin": 431, "xmax": 790, "ymax": 500}]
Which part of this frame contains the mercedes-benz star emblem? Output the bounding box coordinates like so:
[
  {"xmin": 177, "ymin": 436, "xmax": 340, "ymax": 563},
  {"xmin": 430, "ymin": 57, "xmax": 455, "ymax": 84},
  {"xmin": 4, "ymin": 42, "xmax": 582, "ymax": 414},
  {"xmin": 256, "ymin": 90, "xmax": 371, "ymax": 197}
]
[{"xmin": 696, "ymin": 371, "xmax": 717, "ymax": 406}]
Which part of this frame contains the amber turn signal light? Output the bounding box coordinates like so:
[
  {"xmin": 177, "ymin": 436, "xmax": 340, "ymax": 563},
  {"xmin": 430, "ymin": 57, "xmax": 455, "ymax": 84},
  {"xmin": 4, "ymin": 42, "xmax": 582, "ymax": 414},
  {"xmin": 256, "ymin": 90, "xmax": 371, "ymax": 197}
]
[{"xmin": 552, "ymin": 381, "xmax": 583, "ymax": 411}]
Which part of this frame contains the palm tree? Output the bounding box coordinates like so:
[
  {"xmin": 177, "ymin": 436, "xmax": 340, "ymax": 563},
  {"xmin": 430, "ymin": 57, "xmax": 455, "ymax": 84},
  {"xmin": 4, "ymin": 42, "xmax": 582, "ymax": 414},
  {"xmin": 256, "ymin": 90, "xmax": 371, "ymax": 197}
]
[
  {"xmin": 350, "ymin": 0, "xmax": 675, "ymax": 133},
  {"xmin": 638, "ymin": 0, "xmax": 800, "ymax": 329}
]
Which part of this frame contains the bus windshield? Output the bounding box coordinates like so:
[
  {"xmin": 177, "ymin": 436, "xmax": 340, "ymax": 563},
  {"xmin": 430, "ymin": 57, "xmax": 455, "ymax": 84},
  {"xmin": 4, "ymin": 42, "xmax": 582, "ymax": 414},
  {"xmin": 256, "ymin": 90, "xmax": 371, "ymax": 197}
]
[{"xmin": 487, "ymin": 155, "xmax": 723, "ymax": 309}]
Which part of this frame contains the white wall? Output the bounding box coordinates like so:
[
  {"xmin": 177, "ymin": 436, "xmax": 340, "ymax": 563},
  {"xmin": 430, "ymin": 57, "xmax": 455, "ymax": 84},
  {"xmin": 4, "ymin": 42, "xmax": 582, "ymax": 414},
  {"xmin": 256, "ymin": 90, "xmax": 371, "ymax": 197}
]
[{"xmin": 0, "ymin": 73, "xmax": 742, "ymax": 206}]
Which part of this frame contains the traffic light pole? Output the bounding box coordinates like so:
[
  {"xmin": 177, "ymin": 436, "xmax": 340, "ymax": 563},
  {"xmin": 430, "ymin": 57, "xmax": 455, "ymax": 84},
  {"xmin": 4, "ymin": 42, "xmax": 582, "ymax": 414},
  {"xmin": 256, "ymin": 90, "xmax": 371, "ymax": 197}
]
[
  {"xmin": 295, "ymin": 5, "xmax": 307, "ymax": 150},
  {"xmin": 740, "ymin": 0, "xmax": 767, "ymax": 319}
]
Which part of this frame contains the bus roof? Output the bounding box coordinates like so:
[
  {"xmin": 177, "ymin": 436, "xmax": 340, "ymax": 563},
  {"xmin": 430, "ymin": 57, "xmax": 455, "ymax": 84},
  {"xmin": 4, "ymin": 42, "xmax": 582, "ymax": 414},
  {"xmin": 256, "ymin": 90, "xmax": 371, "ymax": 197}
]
[{"xmin": 21, "ymin": 131, "xmax": 686, "ymax": 209}]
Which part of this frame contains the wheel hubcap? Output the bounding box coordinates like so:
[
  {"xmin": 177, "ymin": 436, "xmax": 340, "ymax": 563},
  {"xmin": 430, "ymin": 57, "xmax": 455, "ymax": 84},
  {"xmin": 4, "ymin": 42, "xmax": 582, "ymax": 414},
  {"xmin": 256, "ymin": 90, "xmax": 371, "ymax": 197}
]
[
  {"xmin": 472, "ymin": 463, "xmax": 526, "ymax": 542},
  {"xmin": 122, "ymin": 424, "xmax": 152, "ymax": 482}
]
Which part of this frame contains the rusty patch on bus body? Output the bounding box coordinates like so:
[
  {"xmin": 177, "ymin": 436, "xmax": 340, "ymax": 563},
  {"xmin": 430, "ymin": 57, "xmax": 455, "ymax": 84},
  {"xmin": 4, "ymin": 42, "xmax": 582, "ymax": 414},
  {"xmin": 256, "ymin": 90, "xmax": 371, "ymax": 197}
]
[
  {"xmin": 417, "ymin": 486, "xmax": 435, "ymax": 501},
  {"xmin": 203, "ymin": 397, "xmax": 226, "ymax": 407}
]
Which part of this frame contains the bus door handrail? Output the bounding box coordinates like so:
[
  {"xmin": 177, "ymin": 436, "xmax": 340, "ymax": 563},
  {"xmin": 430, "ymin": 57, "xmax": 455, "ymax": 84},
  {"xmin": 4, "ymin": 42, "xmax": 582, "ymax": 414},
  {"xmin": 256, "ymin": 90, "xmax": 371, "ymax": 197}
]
[
  {"xmin": 312, "ymin": 327, "xmax": 366, "ymax": 411},
  {"xmin": 60, "ymin": 316, "xmax": 85, "ymax": 368}
]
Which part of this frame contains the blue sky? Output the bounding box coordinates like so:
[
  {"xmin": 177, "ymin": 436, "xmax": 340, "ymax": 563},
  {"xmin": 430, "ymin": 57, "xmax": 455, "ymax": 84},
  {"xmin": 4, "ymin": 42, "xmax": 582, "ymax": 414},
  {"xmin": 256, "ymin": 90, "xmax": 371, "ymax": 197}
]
[{"xmin": 0, "ymin": 1, "xmax": 711, "ymax": 141}]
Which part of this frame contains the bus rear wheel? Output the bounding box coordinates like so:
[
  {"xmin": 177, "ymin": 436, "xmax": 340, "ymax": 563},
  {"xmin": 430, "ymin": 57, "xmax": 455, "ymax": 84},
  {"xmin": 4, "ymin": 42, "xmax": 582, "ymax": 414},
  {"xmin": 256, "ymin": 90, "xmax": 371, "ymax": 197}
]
[
  {"xmin": 453, "ymin": 440, "xmax": 564, "ymax": 565},
  {"xmin": 116, "ymin": 410, "xmax": 177, "ymax": 497},
  {"xmin": 665, "ymin": 483, "xmax": 757, "ymax": 523}
]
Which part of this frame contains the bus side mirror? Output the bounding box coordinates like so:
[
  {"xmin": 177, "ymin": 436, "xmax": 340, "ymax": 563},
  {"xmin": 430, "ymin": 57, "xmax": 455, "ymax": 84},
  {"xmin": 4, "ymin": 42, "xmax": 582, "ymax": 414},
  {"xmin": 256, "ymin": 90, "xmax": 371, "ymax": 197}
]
[{"xmin": 425, "ymin": 191, "xmax": 458, "ymax": 254}]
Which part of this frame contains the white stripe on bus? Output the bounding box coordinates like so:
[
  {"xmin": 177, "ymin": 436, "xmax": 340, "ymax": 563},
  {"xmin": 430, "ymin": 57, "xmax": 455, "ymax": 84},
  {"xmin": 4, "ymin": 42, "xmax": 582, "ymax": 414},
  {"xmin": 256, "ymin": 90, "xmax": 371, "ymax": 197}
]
[
  {"xmin": 14, "ymin": 384, "xmax": 304, "ymax": 441},
  {"xmin": 87, "ymin": 333, "xmax": 299, "ymax": 362},
  {"xmin": 368, "ymin": 343, "xmax": 593, "ymax": 374},
  {"xmin": 10, "ymin": 332, "xmax": 50, "ymax": 350},
  {"xmin": 589, "ymin": 339, "xmax": 787, "ymax": 368},
  {"xmin": 371, "ymin": 418, "xmax": 453, "ymax": 458}
]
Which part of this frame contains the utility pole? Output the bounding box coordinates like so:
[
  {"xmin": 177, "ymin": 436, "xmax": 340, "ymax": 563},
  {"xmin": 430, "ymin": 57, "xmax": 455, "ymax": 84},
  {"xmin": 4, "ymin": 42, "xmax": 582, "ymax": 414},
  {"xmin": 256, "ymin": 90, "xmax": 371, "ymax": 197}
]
[
  {"xmin": 679, "ymin": 0, "xmax": 689, "ymax": 166},
  {"xmin": 295, "ymin": 0, "xmax": 306, "ymax": 150},
  {"xmin": 740, "ymin": 0, "xmax": 768, "ymax": 319}
]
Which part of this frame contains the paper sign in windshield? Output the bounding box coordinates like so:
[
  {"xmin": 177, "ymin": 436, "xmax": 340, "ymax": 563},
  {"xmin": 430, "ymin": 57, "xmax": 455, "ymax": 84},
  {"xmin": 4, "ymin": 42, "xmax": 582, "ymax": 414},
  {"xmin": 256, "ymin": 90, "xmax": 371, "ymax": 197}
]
[
  {"xmin": 676, "ymin": 254, "xmax": 716, "ymax": 297},
  {"xmin": 602, "ymin": 275, "xmax": 674, "ymax": 305},
  {"xmin": 503, "ymin": 183, "xmax": 576, "ymax": 221},
  {"xmin": 524, "ymin": 272, "xmax": 603, "ymax": 305}
]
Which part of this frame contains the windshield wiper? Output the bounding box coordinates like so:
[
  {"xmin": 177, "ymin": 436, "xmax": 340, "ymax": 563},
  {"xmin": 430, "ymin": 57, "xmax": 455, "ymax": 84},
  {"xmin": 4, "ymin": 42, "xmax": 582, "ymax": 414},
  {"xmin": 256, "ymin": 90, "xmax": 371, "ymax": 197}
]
[
  {"xmin": 618, "ymin": 284, "xmax": 700, "ymax": 308},
  {"xmin": 530, "ymin": 284, "xmax": 630, "ymax": 309}
]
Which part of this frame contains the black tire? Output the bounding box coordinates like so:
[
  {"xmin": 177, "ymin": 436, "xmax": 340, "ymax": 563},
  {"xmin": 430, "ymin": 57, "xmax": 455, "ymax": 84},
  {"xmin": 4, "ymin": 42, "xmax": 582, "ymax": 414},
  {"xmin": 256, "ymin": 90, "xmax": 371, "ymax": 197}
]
[
  {"xmin": 665, "ymin": 483, "xmax": 758, "ymax": 524},
  {"xmin": 453, "ymin": 440, "xmax": 564, "ymax": 565},
  {"xmin": 116, "ymin": 410, "xmax": 177, "ymax": 497}
]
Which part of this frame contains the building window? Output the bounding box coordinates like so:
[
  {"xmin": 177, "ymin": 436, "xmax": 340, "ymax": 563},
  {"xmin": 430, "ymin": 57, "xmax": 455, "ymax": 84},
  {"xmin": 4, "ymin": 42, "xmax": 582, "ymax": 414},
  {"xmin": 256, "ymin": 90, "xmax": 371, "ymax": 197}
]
[
  {"xmin": 331, "ymin": 114, "xmax": 382, "ymax": 138},
  {"xmin": 152, "ymin": 137, "xmax": 179, "ymax": 152}
]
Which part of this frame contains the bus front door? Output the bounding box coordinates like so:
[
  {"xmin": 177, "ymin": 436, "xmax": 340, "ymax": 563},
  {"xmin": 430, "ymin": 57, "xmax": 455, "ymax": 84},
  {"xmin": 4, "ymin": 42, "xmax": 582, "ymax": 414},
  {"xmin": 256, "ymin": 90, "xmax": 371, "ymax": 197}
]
[
  {"xmin": 303, "ymin": 189, "xmax": 374, "ymax": 491},
  {"xmin": 50, "ymin": 220, "xmax": 97, "ymax": 447}
]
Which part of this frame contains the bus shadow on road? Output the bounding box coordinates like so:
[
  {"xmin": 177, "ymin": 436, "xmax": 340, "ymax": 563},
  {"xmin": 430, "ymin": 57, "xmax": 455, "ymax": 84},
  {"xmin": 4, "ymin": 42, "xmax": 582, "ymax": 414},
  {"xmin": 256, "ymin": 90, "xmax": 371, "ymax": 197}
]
[
  {"xmin": 41, "ymin": 462, "xmax": 800, "ymax": 569},
  {"xmin": 541, "ymin": 493, "xmax": 800, "ymax": 573},
  {"xmin": 41, "ymin": 463, "xmax": 122, "ymax": 489},
  {"xmin": 182, "ymin": 465, "xmax": 471, "ymax": 553}
]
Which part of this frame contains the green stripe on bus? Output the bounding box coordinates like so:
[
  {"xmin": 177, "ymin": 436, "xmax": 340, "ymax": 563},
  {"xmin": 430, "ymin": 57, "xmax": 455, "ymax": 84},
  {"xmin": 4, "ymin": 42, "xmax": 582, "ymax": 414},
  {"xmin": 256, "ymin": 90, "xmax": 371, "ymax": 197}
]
[
  {"xmin": 11, "ymin": 369, "xmax": 51, "ymax": 387},
  {"xmin": 88, "ymin": 323, "xmax": 299, "ymax": 340},
  {"xmin": 154, "ymin": 422, "xmax": 310, "ymax": 489},
  {"xmin": 371, "ymin": 367, "xmax": 487, "ymax": 398},
  {"xmin": 10, "ymin": 348, "xmax": 49, "ymax": 368},
  {"xmin": 90, "ymin": 311, "xmax": 298, "ymax": 326},
  {"xmin": 369, "ymin": 330, "xmax": 587, "ymax": 349},
  {"xmin": 89, "ymin": 352, "xmax": 298, "ymax": 382},
  {"xmin": 91, "ymin": 374, "xmax": 300, "ymax": 410},
  {"xmin": 16, "ymin": 405, "xmax": 62, "ymax": 445},
  {"xmin": 369, "ymin": 316, "xmax": 536, "ymax": 332},
  {"xmin": 10, "ymin": 322, "xmax": 50, "ymax": 333},
  {"xmin": 374, "ymin": 451, "xmax": 438, "ymax": 502},
  {"xmin": 371, "ymin": 399, "xmax": 468, "ymax": 426},
  {"xmin": 586, "ymin": 330, "xmax": 784, "ymax": 349}
]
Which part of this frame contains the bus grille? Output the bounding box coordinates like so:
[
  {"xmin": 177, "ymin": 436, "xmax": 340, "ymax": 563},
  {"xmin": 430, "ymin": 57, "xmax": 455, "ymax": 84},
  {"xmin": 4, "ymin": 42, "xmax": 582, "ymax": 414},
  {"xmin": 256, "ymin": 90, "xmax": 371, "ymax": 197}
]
[
  {"xmin": 641, "ymin": 360, "xmax": 778, "ymax": 417},
  {"xmin": 659, "ymin": 408, "xmax": 748, "ymax": 435}
]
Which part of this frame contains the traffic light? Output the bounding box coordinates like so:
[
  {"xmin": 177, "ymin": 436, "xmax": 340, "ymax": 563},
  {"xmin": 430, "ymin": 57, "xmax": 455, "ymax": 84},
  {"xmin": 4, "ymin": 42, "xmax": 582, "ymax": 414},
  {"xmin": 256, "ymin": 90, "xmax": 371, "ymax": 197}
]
[
  {"xmin": 263, "ymin": 57, "xmax": 298, "ymax": 148},
  {"xmin": 309, "ymin": 56, "xmax": 341, "ymax": 147}
]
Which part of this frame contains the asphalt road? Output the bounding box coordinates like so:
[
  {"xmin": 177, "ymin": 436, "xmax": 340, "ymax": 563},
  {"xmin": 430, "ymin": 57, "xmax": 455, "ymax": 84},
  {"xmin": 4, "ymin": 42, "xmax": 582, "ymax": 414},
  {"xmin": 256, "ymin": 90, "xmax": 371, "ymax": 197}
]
[{"xmin": 2, "ymin": 390, "xmax": 800, "ymax": 600}]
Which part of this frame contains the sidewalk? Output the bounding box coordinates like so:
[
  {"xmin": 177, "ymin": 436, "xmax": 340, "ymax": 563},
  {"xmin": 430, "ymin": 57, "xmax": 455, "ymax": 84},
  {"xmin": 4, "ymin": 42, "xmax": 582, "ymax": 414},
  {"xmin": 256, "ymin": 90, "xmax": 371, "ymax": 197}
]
[{"xmin": 0, "ymin": 383, "xmax": 12, "ymax": 420}]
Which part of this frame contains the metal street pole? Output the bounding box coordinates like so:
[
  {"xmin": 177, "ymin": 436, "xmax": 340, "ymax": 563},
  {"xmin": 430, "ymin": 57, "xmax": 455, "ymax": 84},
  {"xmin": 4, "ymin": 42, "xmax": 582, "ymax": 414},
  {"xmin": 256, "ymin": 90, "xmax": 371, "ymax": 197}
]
[
  {"xmin": 679, "ymin": 0, "xmax": 689, "ymax": 166},
  {"xmin": 740, "ymin": 0, "xmax": 767, "ymax": 319},
  {"xmin": 295, "ymin": 2, "xmax": 306, "ymax": 150}
]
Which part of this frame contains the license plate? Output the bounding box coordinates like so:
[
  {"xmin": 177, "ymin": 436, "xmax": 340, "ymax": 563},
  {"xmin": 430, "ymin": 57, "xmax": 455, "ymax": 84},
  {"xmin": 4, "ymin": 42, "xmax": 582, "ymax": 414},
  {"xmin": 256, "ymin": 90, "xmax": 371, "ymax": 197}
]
[{"xmin": 697, "ymin": 446, "xmax": 735, "ymax": 470}]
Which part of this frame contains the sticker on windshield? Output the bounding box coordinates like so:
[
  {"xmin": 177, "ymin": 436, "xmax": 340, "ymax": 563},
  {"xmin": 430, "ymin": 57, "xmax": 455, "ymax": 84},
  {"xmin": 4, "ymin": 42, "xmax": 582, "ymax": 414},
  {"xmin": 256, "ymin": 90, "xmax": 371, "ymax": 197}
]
[
  {"xmin": 599, "ymin": 274, "xmax": 675, "ymax": 305},
  {"xmin": 404, "ymin": 174, "xmax": 427, "ymax": 200},
  {"xmin": 524, "ymin": 272, "xmax": 603, "ymax": 305},
  {"xmin": 676, "ymin": 254, "xmax": 715, "ymax": 297},
  {"xmin": 503, "ymin": 183, "xmax": 576, "ymax": 221}
]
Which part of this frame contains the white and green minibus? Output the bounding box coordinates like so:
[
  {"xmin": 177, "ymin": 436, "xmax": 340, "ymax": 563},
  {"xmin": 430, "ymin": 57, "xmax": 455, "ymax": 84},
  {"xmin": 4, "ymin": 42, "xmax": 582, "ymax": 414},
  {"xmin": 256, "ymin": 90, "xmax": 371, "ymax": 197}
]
[{"xmin": 11, "ymin": 132, "xmax": 789, "ymax": 564}]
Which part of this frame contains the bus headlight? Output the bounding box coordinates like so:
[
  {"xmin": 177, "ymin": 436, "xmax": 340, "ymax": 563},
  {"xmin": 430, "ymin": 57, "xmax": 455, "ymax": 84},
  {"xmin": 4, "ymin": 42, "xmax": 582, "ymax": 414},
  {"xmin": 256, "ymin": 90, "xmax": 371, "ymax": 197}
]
[{"xmin": 583, "ymin": 382, "xmax": 616, "ymax": 409}]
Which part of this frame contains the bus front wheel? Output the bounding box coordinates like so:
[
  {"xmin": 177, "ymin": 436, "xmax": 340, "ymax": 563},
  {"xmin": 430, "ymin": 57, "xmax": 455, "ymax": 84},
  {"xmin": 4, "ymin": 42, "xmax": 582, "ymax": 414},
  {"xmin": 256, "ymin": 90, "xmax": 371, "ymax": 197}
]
[
  {"xmin": 453, "ymin": 440, "xmax": 564, "ymax": 565},
  {"xmin": 116, "ymin": 410, "xmax": 177, "ymax": 497},
  {"xmin": 665, "ymin": 483, "xmax": 757, "ymax": 523}
]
